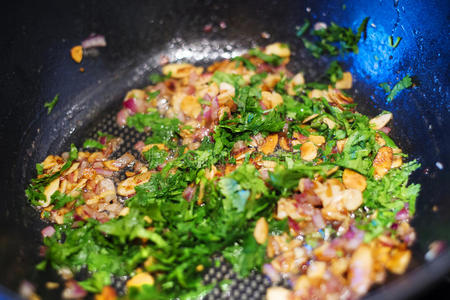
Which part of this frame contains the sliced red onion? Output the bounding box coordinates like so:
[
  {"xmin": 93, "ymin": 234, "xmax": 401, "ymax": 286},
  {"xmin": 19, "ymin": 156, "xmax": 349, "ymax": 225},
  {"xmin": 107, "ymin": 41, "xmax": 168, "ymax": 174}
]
[
  {"xmin": 312, "ymin": 210, "xmax": 326, "ymax": 229},
  {"xmin": 203, "ymin": 106, "xmax": 212, "ymax": 122},
  {"xmin": 123, "ymin": 98, "xmax": 138, "ymax": 113},
  {"xmin": 288, "ymin": 217, "xmax": 300, "ymax": 232},
  {"xmin": 343, "ymin": 227, "xmax": 355, "ymax": 239},
  {"xmin": 302, "ymin": 178, "xmax": 314, "ymax": 191},
  {"xmin": 94, "ymin": 168, "xmax": 114, "ymax": 177},
  {"xmin": 81, "ymin": 34, "xmax": 106, "ymax": 49},
  {"xmin": 380, "ymin": 126, "xmax": 391, "ymax": 134},
  {"xmin": 99, "ymin": 136, "xmax": 107, "ymax": 145},
  {"xmin": 193, "ymin": 127, "xmax": 211, "ymax": 142},
  {"xmin": 62, "ymin": 280, "xmax": 87, "ymax": 299},
  {"xmin": 185, "ymin": 85, "xmax": 196, "ymax": 95},
  {"xmin": 203, "ymin": 93, "xmax": 212, "ymax": 102},
  {"xmin": 182, "ymin": 186, "xmax": 196, "ymax": 202},
  {"xmin": 260, "ymin": 101, "xmax": 267, "ymax": 110},
  {"xmin": 116, "ymin": 109, "xmax": 130, "ymax": 126},
  {"xmin": 157, "ymin": 161, "xmax": 167, "ymax": 171},
  {"xmin": 67, "ymin": 172, "xmax": 77, "ymax": 183},
  {"xmin": 402, "ymin": 230, "xmax": 416, "ymax": 246},
  {"xmin": 92, "ymin": 161, "xmax": 104, "ymax": 168},
  {"xmin": 97, "ymin": 179, "xmax": 116, "ymax": 202},
  {"xmin": 211, "ymin": 97, "xmax": 219, "ymax": 121},
  {"xmin": 133, "ymin": 141, "xmax": 145, "ymax": 153},
  {"xmin": 257, "ymin": 62, "xmax": 273, "ymax": 73},
  {"xmin": 395, "ymin": 207, "xmax": 410, "ymax": 221},
  {"xmin": 219, "ymin": 21, "xmax": 227, "ymax": 29},
  {"xmin": 112, "ymin": 153, "xmax": 135, "ymax": 169},
  {"xmin": 41, "ymin": 225, "xmax": 55, "ymax": 238},
  {"xmin": 104, "ymin": 137, "xmax": 123, "ymax": 156},
  {"xmin": 294, "ymin": 191, "xmax": 321, "ymax": 206},
  {"xmin": 343, "ymin": 227, "xmax": 365, "ymax": 251},
  {"xmin": 297, "ymin": 202, "xmax": 314, "ymax": 216},
  {"xmin": 263, "ymin": 263, "xmax": 281, "ymax": 283},
  {"xmin": 79, "ymin": 160, "xmax": 89, "ymax": 175}
]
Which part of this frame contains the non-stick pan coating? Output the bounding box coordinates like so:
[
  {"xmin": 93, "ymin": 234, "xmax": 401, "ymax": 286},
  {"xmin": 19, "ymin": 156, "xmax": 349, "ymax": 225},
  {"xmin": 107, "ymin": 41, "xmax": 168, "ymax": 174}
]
[{"xmin": 1, "ymin": 0, "xmax": 449, "ymax": 299}]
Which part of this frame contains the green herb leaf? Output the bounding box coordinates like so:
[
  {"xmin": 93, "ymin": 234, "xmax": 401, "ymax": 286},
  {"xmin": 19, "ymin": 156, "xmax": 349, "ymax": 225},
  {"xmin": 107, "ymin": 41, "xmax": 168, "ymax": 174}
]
[
  {"xmin": 149, "ymin": 72, "xmax": 171, "ymax": 84},
  {"xmin": 381, "ymin": 75, "xmax": 413, "ymax": 102},
  {"xmin": 211, "ymin": 71, "xmax": 245, "ymax": 89},
  {"xmin": 36, "ymin": 163, "xmax": 44, "ymax": 175},
  {"xmin": 296, "ymin": 19, "xmax": 311, "ymax": 37},
  {"xmin": 388, "ymin": 36, "xmax": 402, "ymax": 48},
  {"xmin": 223, "ymin": 234, "xmax": 267, "ymax": 277},
  {"xmin": 248, "ymin": 48, "xmax": 283, "ymax": 66},
  {"xmin": 51, "ymin": 191, "xmax": 77, "ymax": 210},
  {"xmin": 44, "ymin": 94, "xmax": 59, "ymax": 114},
  {"xmin": 78, "ymin": 271, "xmax": 111, "ymax": 293},
  {"xmin": 146, "ymin": 90, "xmax": 161, "ymax": 101},
  {"xmin": 232, "ymin": 56, "xmax": 256, "ymax": 71},
  {"xmin": 143, "ymin": 146, "xmax": 168, "ymax": 169},
  {"xmin": 358, "ymin": 161, "xmax": 420, "ymax": 241},
  {"xmin": 301, "ymin": 17, "xmax": 369, "ymax": 57},
  {"xmin": 83, "ymin": 139, "xmax": 105, "ymax": 150},
  {"xmin": 326, "ymin": 61, "xmax": 344, "ymax": 84},
  {"xmin": 126, "ymin": 112, "xmax": 180, "ymax": 145}
]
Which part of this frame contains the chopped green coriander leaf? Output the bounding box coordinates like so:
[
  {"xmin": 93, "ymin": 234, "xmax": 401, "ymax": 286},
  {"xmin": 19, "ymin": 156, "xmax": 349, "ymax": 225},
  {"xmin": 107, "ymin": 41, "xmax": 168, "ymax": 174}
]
[
  {"xmin": 198, "ymin": 98, "xmax": 211, "ymax": 105},
  {"xmin": 149, "ymin": 72, "xmax": 172, "ymax": 84},
  {"xmin": 381, "ymin": 75, "xmax": 413, "ymax": 102},
  {"xmin": 51, "ymin": 191, "xmax": 77, "ymax": 210},
  {"xmin": 146, "ymin": 90, "xmax": 160, "ymax": 101},
  {"xmin": 44, "ymin": 94, "xmax": 59, "ymax": 114},
  {"xmin": 389, "ymin": 36, "xmax": 402, "ymax": 48},
  {"xmin": 248, "ymin": 48, "xmax": 283, "ymax": 66},
  {"xmin": 326, "ymin": 61, "xmax": 344, "ymax": 84},
  {"xmin": 143, "ymin": 146, "xmax": 168, "ymax": 169},
  {"xmin": 42, "ymin": 211, "xmax": 51, "ymax": 219},
  {"xmin": 301, "ymin": 17, "xmax": 369, "ymax": 57},
  {"xmin": 126, "ymin": 112, "xmax": 180, "ymax": 144},
  {"xmin": 296, "ymin": 19, "xmax": 311, "ymax": 37},
  {"xmin": 36, "ymin": 163, "xmax": 44, "ymax": 175},
  {"xmin": 232, "ymin": 56, "xmax": 256, "ymax": 71},
  {"xmin": 250, "ymin": 72, "xmax": 267, "ymax": 85},
  {"xmin": 83, "ymin": 139, "xmax": 105, "ymax": 150},
  {"xmin": 356, "ymin": 17, "xmax": 370, "ymax": 41},
  {"xmin": 223, "ymin": 234, "xmax": 267, "ymax": 277},
  {"xmin": 212, "ymin": 71, "xmax": 246, "ymax": 89},
  {"xmin": 28, "ymin": 39, "xmax": 421, "ymax": 299},
  {"xmin": 26, "ymin": 143, "xmax": 78, "ymax": 206},
  {"xmin": 358, "ymin": 161, "xmax": 420, "ymax": 241},
  {"xmin": 78, "ymin": 271, "xmax": 111, "ymax": 293},
  {"xmin": 379, "ymin": 82, "xmax": 391, "ymax": 94},
  {"xmin": 97, "ymin": 131, "xmax": 115, "ymax": 139}
]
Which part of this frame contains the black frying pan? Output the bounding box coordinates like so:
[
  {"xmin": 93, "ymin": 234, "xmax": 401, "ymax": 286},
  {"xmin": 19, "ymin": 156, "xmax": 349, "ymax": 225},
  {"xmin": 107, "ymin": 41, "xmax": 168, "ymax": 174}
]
[{"xmin": 1, "ymin": 0, "xmax": 449, "ymax": 299}]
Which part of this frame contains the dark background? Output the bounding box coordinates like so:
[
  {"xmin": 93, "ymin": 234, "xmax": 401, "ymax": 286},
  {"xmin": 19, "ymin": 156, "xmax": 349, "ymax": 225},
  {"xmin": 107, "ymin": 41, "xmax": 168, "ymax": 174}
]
[{"xmin": 0, "ymin": 0, "xmax": 449, "ymax": 299}]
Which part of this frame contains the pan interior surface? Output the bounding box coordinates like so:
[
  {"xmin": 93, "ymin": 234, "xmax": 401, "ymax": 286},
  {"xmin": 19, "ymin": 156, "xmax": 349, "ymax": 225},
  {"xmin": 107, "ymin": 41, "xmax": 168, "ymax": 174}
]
[{"xmin": 1, "ymin": 0, "xmax": 449, "ymax": 299}]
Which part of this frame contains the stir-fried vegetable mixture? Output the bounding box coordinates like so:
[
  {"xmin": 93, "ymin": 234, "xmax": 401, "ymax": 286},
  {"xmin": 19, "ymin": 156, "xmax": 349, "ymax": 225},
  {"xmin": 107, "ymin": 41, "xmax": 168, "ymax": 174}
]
[{"xmin": 27, "ymin": 41, "xmax": 420, "ymax": 300}]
